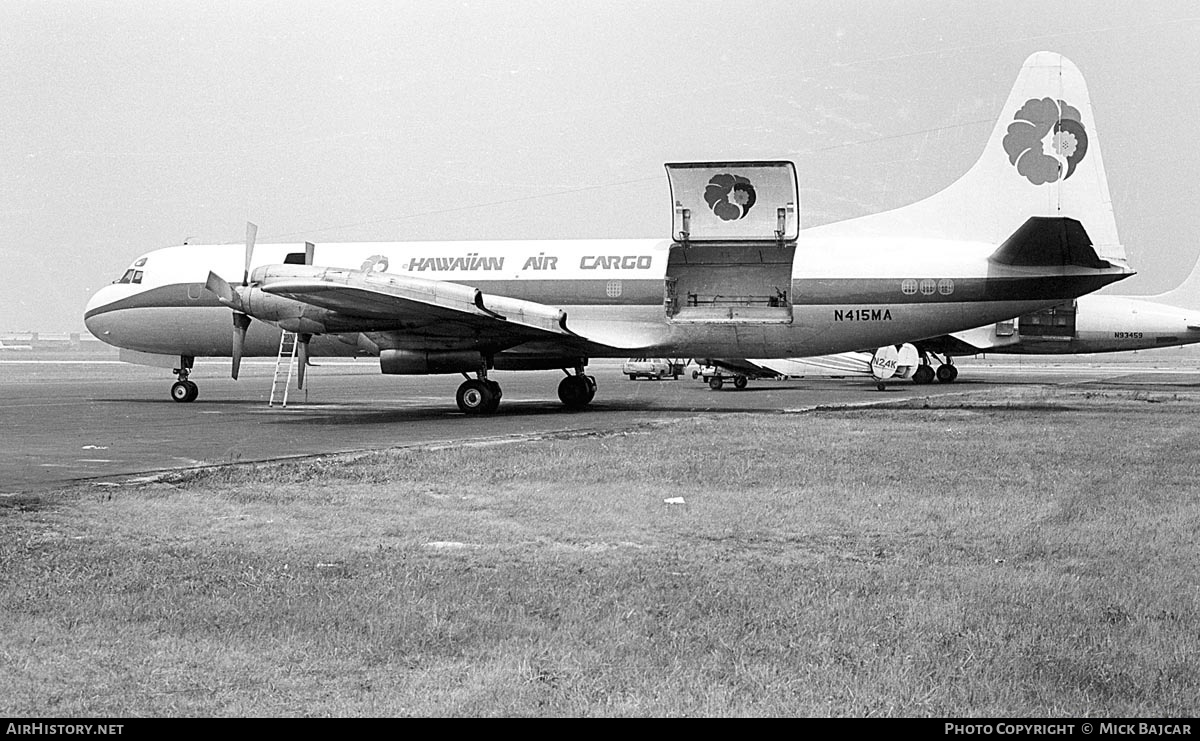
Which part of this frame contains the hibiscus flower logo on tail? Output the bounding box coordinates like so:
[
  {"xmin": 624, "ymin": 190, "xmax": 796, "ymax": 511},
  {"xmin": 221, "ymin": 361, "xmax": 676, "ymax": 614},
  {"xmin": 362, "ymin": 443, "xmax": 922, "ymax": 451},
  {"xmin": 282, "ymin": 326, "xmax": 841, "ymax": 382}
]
[
  {"xmin": 1003, "ymin": 98, "xmax": 1089, "ymax": 185},
  {"xmin": 703, "ymin": 173, "xmax": 757, "ymax": 221}
]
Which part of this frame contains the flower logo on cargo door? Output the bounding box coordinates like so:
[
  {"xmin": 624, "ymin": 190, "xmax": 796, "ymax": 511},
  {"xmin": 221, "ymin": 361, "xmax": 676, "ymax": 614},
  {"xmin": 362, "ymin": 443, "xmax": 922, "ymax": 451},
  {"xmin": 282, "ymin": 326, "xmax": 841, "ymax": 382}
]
[
  {"xmin": 704, "ymin": 173, "xmax": 757, "ymax": 221},
  {"xmin": 1003, "ymin": 98, "xmax": 1089, "ymax": 185}
]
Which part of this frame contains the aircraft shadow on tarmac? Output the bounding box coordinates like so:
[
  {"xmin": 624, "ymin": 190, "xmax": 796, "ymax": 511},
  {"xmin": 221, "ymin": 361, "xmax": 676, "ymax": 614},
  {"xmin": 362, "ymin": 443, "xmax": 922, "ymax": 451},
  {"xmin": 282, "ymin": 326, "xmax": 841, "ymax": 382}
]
[{"xmin": 88, "ymin": 392, "xmax": 865, "ymax": 423}]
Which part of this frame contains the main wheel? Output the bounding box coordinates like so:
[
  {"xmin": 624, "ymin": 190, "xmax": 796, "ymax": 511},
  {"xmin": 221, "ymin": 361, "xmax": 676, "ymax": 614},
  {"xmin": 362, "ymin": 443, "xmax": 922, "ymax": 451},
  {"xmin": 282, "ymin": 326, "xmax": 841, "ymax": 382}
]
[
  {"xmin": 456, "ymin": 379, "xmax": 497, "ymax": 415},
  {"xmin": 708, "ymin": 376, "xmax": 724, "ymax": 390},
  {"xmin": 912, "ymin": 365, "xmax": 935, "ymax": 385},
  {"xmin": 484, "ymin": 380, "xmax": 502, "ymax": 413},
  {"xmin": 558, "ymin": 375, "xmax": 594, "ymax": 409},
  {"xmin": 733, "ymin": 375, "xmax": 748, "ymax": 390},
  {"xmin": 171, "ymin": 380, "xmax": 198, "ymax": 403},
  {"xmin": 936, "ymin": 364, "xmax": 959, "ymax": 383}
]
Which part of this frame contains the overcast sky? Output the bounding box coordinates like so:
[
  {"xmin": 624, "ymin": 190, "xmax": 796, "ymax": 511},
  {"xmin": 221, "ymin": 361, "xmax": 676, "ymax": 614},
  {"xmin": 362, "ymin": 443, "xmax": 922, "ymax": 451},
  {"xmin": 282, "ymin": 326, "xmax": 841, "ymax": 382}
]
[{"xmin": 3, "ymin": 0, "xmax": 1198, "ymax": 332}]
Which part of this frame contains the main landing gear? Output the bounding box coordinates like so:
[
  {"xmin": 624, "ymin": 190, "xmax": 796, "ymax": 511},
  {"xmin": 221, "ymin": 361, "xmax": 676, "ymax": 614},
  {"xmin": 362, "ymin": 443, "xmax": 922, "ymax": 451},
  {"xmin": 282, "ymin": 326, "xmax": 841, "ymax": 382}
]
[
  {"xmin": 911, "ymin": 351, "xmax": 958, "ymax": 385},
  {"xmin": 456, "ymin": 377, "xmax": 503, "ymax": 415},
  {"xmin": 454, "ymin": 364, "xmax": 597, "ymax": 415},
  {"xmin": 557, "ymin": 367, "xmax": 597, "ymax": 410},
  {"xmin": 456, "ymin": 359, "xmax": 503, "ymax": 415},
  {"xmin": 170, "ymin": 355, "xmax": 198, "ymax": 403}
]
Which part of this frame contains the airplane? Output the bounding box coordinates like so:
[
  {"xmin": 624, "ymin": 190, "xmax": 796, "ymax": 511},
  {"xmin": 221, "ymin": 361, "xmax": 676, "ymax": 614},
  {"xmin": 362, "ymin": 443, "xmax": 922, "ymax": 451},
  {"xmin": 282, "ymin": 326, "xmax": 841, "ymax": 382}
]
[
  {"xmin": 905, "ymin": 248, "xmax": 1200, "ymax": 381},
  {"xmin": 732, "ymin": 250, "xmax": 1200, "ymax": 388},
  {"xmin": 84, "ymin": 51, "xmax": 1134, "ymax": 414}
]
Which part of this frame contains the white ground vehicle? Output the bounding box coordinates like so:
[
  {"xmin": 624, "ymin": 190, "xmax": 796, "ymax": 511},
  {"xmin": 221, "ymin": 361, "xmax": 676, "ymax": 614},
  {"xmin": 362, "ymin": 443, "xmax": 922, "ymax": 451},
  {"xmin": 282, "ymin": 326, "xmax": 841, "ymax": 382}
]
[{"xmin": 622, "ymin": 358, "xmax": 677, "ymax": 380}]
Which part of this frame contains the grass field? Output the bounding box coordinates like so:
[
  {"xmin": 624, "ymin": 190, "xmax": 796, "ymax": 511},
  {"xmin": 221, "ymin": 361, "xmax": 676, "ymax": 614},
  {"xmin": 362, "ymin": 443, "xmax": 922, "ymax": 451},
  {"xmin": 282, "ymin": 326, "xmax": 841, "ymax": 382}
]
[{"xmin": 3, "ymin": 386, "xmax": 1199, "ymax": 717}]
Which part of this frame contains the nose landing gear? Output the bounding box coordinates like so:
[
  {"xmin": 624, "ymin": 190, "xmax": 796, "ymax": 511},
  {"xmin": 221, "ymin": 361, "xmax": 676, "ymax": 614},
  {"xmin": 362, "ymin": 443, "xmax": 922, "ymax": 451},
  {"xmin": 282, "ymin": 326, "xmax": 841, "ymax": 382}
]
[{"xmin": 170, "ymin": 356, "xmax": 198, "ymax": 403}]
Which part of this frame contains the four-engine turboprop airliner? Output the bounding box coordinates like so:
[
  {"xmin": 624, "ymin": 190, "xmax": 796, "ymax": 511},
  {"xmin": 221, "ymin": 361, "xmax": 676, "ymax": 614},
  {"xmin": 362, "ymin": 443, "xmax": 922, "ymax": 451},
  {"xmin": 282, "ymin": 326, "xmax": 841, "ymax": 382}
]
[{"xmin": 84, "ymin": 52, "xmax": 1134, "ymax": 414}]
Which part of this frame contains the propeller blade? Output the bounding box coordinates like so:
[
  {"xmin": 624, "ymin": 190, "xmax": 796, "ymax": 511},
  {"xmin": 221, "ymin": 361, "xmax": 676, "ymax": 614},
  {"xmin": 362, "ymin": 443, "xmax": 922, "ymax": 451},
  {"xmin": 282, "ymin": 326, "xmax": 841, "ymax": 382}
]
[
  {"xmin": 296, "ymin": 334, "xmax": 311, "ymax": 389},
  {"xmin": 243, "ymin": 222, "xmax": 258, "ymax": 286},
  {"xmin": 205, "ymin": 271, "xmax": 248, "ymax": 313},
  {"xmin": 205, "ymin": 271, "xmax": 234, "ymax": 303},
  {"xmin": 231, "ymin": 313, "xmax": 251, "ymax": 380}
]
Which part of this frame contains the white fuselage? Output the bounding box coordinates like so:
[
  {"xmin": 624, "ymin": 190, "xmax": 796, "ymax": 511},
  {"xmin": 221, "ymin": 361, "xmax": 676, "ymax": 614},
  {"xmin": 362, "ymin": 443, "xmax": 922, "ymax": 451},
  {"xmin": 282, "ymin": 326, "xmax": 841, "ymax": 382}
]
[
  {"xmin": 997, "ymin": 294, "xmax": 1200, "ymax": 355},
  {"xmin": 84, "ymin": 233, "xmax": 1129, "ymax": 366}
]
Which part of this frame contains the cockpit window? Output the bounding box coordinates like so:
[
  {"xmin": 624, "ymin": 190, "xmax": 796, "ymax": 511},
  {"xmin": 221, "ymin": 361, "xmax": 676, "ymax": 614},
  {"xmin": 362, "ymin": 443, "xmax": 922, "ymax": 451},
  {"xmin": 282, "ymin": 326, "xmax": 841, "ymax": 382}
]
[{"xmin": 113, "ymin": 260, "xmax": 147, "ymax": 284}]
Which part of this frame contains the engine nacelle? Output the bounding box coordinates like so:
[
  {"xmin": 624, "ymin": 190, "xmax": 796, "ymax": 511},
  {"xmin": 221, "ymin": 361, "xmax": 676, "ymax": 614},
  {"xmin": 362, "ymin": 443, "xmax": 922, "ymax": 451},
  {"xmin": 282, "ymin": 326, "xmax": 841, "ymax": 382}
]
[
  {"xmin": 493, "ymin": 355, "xmax": 586, "ymax": 371},
  {"xmin": 245, "ymin": 289, "xmax": 332, "ymax": 334},
  {"xmin": 380, "ymin": 349, "xmax": 482, "ymax": 375}
]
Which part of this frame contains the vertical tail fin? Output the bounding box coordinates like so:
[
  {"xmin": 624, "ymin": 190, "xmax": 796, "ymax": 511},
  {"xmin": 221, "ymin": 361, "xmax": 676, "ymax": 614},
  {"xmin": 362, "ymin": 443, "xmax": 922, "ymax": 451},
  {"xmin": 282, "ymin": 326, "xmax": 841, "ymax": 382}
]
[
  {"xmin": 824, "ymin": 52, "xmax": 1125, "ymax": 263},
  {"xmin": 1148, "ymin": 250, "xmax": 1200, "ymax": 308}
]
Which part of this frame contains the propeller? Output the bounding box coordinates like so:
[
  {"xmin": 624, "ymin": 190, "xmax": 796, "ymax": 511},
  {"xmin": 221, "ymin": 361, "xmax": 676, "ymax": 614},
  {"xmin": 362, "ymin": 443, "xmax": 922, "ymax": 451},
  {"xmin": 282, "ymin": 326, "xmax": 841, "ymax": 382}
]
[
  {"xmin": 230, "ymin": 313, "xmax": 251, "ymax": 380},
  {"xmin": 204, "ymin": 222, "xmax": 258, "ymax": 380},
  {"xmin": 296, "ymin": 334, "xmax": 311, "ymax": 389},
  {"xmin": 242, "ymin": 222, "xmax": 257, "ymax": 287}
]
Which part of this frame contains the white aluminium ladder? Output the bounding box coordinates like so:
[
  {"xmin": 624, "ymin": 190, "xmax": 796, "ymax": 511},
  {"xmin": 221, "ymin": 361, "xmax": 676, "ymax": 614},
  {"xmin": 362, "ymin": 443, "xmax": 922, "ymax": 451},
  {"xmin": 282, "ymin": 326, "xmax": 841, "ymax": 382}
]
[{"xmin": 269, "ymin": 331, "xmax": 298, "ymax": 407}]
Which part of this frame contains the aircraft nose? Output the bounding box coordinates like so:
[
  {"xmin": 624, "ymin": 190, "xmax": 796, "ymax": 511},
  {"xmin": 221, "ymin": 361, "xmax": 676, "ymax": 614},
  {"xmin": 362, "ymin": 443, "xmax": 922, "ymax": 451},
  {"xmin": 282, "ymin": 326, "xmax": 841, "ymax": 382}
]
[{"xmin": 83, "ymin": 285, "xmax": 126, "ymax": 345}]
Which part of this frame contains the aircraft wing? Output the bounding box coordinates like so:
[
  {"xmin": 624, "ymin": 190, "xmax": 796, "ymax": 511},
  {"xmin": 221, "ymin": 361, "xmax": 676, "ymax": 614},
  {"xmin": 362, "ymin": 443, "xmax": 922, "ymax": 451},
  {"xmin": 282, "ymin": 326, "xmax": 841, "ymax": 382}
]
[
  {"xmin": 255, "ymin": 265, "xmax": 586, "ymax": 351},
  {"xmin": 700, "ymin": 358, "xmax": 780, "ymax": 377},
  {"xmin": 940, "ymin": 324, "xmax": 1023, "ymax": 354},
  {"xmin": 755, "ymin": 354, "xmax": 874, "ymax": 376}
]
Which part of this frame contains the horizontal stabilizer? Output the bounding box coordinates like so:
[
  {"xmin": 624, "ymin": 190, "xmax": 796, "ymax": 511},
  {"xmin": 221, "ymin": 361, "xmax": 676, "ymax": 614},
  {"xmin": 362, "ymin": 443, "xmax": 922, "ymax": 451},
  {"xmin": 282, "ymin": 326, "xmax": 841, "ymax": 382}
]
[{"xmin": 989, "ymin": 216, "xmax": 1109, "ymax": 269}]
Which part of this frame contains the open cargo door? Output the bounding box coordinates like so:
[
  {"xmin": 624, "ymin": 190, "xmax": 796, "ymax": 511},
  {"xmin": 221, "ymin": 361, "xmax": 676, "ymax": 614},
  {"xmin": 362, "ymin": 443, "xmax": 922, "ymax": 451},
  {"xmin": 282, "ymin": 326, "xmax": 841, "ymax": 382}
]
[{"xmin": 664, "ymin": 161, "xmax": 798, "ymax": 323}]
